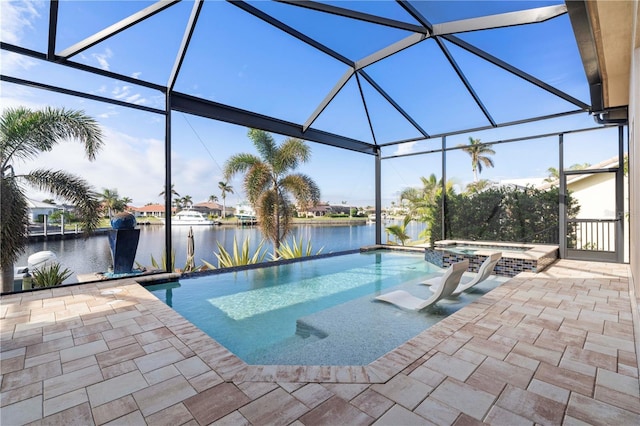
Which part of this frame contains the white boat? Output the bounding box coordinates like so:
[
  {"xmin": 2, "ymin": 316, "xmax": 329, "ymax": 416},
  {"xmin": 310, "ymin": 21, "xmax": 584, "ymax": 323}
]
[
  {"xmin": 161, "ymin": 209, "xmax": 218, "ymax": 226},
  {"xmin": 367, "ymin": 212, "xmax": 388, "ymax": 223},
  {"xmin": 235, "ymin": 202, "xmax": 257, "ymax": 224}
]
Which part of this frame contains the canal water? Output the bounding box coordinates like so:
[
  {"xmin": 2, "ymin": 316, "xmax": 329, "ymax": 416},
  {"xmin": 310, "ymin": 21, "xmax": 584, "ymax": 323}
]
[{"xmin": 16, "ymin": 221, "xmax": 427, "ymax": 284}]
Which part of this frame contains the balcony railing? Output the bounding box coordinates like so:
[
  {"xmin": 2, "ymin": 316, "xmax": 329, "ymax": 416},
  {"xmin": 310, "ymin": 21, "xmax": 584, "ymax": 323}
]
[{"xmin": 567, "ymin": 218, "xmax": 617, "ymax": 252}]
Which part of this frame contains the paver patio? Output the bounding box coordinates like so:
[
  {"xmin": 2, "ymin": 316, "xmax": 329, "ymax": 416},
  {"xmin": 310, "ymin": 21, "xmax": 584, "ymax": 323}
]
[{"xmin": 1, "ymin": 259, "xmax": 638, "ymax": 425}]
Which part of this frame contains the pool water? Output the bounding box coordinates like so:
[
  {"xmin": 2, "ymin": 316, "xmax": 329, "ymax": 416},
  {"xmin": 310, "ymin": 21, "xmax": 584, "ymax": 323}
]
[{"xmin": 146, "ymin": 250, "xmax": 506, "ymax": 365}]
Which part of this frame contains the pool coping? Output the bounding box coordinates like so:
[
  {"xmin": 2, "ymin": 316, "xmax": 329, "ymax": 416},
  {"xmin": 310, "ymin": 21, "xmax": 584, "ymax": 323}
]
[
  {"xmin": 137, "ymin": 270, "xmax": 512, "ymax": 384},
  {"xmin": 433, "ymin": 239, "xmax": 558, "ymax": 261}
]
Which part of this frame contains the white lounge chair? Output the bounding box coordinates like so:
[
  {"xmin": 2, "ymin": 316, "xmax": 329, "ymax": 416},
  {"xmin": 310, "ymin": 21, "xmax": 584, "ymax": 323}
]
[
  {"xmin": 423, "ymin": 252, "xmax": 502, "ymax": 297},
  {"xmin": 374, "ymin": 259, "xmax": 469, "ymax": 311}
]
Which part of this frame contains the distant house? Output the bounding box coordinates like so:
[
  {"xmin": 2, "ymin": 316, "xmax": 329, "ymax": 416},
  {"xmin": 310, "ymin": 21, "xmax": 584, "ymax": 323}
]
[
  {"xmin": 298, "ymin": 203, "xmax": 352, "ymax": 217},
  {"xmin": 192, "ymin": 202, "xmax": 224, "ymax": 217},
  {"xmin": 302, "ymin": 203, "xmax": 331, "ymax": 218},
  {"xmin": 26, "ymin": 199, "xmax": 58, "ymax": 223},
  {"xmin": 131, "ymin": 204, "xmax": 174, "ymax": 218}
]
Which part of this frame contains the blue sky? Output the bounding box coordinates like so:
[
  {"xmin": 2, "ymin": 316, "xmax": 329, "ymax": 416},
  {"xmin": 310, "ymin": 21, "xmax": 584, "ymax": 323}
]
[{"xmin": 0, "ymin": 1, "xmax": 621, "ymax": 208}]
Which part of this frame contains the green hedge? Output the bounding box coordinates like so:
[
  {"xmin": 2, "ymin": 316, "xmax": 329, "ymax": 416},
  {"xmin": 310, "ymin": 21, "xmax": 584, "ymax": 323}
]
[{"xmin": 427, "ymin": 186, "xmax": 579, "ymax": 245}]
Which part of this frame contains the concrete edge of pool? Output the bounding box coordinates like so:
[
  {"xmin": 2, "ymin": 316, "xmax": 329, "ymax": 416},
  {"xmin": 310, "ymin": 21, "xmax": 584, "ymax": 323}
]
[
  {"xmin": 135, "ymin": 263, "xmax": 515, "ymax": 384},
  {"xmin": 79, "ymin": 244, "xmax": 539, "ymax": 383}
]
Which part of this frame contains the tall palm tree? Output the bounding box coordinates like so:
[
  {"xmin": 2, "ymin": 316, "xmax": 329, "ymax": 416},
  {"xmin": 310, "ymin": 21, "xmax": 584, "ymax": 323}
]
[
  {"xmin": 223, "ymin": 128, "xmax": 320, "ymax": 255},
  {"xmin": 101, "ymin": 188, "xmax": 120, "ymax": 219},
  {"xmin": 181, "ymin": 195, "xmax": 193, "ymax": 209},
  {"xmin": 1, "ymin": 106, "xmax": 104, "ymax": 292},
  {"xmin": 400, "ymin": 174, "xmax": 450, "ymax": 221},
  {"xmin": 218, "ymin": 181, "xmax": 233, "ymax": 219},
  {"xmin": 545, "ymin": 166, "xmax": 560, "ymax": 182},
  {"xmin": 459, "ymin": 137, "xmax": 495, "ymax": 182},
  {"xmin": 159, "ymin": 184, "xmax": 180, "ymax": 200}
]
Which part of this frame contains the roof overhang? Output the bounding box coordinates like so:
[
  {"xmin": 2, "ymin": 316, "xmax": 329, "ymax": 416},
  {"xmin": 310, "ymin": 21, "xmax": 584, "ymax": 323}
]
[{"xmin": 566, "ymin": 0, "xmax": 635, "ymax": 123}]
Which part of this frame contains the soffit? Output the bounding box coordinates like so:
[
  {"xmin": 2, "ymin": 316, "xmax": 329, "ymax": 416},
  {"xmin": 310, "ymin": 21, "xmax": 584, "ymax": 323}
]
[{"xmin": 587, "ymin": 0, "xmax": 634, "ymax": 108}]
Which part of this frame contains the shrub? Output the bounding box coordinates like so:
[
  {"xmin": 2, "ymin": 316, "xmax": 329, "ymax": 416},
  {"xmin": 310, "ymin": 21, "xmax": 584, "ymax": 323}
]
[
  {"xmin": 31, "ymin": 263, "xmax": 73, "ymax": 288},
  {"xmin": 427, "ymin": 186, "xmax": 578, "ymax": 245},
  {"xmin": 274, "ymin": 236, "xmax": 323, "ymax": 259},
  {"xmin": 204, "ymin": 237, "xmax": 267, "ymax": 268}
]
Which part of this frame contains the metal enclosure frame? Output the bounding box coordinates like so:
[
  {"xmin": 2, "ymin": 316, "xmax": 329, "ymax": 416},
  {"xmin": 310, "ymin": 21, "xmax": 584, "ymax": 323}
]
[{"xmin": 1, "ymin": 0, "xmax": 629, "ymax": 269}]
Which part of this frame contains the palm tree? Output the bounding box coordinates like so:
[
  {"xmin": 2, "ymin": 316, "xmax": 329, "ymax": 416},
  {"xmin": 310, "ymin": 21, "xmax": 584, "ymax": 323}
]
[
  {"xmin": 208, "ymin": 194, "xmax": 218, "ymax": 203},
  {"xmin": 545, "ymin": 166, "xmax": 560, "ymax": 183},
  {"xmin": 101, "ymin": 188, "xmax": 120, "ymax": 219},
  {"xmin": 218, "ymin": 181, "xmax": 233, "ymax": 219},
  {"xmin": 159, "ymin": 184, "xmax": 180, "ymax": 200},
  {"xmin": 465, "ymin": 179, "xmax": 492, "ymax": 194},
  {"xmin": 223, "ymin": 128, "xmax": 320, "ymax": 255},
  {"xmin": 100, "ymin": 189, "xmax": 131, "ymax": 218},
  {"xmin": 459, "ymin": 137, "xmax": 495, "ymax": 182},
  {"xmin": 386, "ymin": 215, "xmax": 412, "ymax": 245},
  {"xmin": 545, "ymin": 163, "xmax": 591, "ymax": 183},
  {"xmin": 1, "ymin": 106, "xmax": 104, "ymax": 292},
  {"xmin": 181, "ymin": 195, "xmax": 193, "ymax": 209},
  {"xmin": 400, "ymin": 174, "xmax": 453, "ymax": 221}
]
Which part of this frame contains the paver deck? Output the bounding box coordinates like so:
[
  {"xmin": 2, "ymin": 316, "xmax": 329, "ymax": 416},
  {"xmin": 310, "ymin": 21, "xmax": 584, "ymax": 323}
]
[{"xmin": 1, "ymin": 259, "xmax": 638, "ymax": 425}]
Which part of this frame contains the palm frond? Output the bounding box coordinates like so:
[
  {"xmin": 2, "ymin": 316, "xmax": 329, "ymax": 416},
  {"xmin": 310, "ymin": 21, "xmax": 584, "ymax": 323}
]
[
  {"xmin": 223, "ymin": 153, "xmax": 261, "ymax": 181},
  {"xmin": 1, "ymin": 107, "xmax": 103, "ymax": 166},
  {"xmin": 247, "ymin": 128, "xmax": 277, "ymax": 164},
  {"xmin": 0, "ymin": 177, "xmax": 29, "ymax": 269},
  {"xmin": 275, "ymin": 137, "xmax": 311, "ymax": 173},
  {"xmin": 280, "ymin": 173, "xmax": 321, "ymax": 208},
  {"xmin": 23, "ymin": 169, "xmax": 102, "ymax": 233}
]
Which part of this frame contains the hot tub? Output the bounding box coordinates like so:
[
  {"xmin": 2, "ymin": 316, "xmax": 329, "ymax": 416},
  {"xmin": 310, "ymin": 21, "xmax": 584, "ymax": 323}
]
[{"xmin": 425, "ymin": 240, "xmax": 559, "ymax": 277}]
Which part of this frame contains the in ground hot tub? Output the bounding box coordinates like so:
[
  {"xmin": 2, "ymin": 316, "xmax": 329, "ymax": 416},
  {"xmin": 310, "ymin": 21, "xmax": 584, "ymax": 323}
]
[{"xmin": 425, "ymin": 240, "xmax": 558, "ymax": 277}]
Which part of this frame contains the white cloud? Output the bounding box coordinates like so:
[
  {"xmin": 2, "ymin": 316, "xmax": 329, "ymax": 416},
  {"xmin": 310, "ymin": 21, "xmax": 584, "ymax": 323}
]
[
  {"xmin": 97, "ymin": 107, "xmax": 119, "ymax": 119},
  {"xmin": 13, "ymin": 123, "xmax": 223, "ymax": 206},
  {"xmin": 0, "ymin": 1, "xmax": 41, "ymax": 73},
  {"xmin": 0, "ymin": 50, "xmax": 38, "ymax": 74},
  {"xmin": 14, "ymin": 126, "xmax": 167, "ymax": 205},
  {"xmin": 0, "ymin": 0, "xmax": 40, "ymax": 44},
  {"xmin": 91, "ymin": 48, "xmax": 113, "ymax": 71},
  {"xmin": 0, "ymin": 84, "xmax": 49, "ymax": 110},
  {"xmin": 131, "ymin": 72, "xmax": 142, "ymax": 79},
  {"xmin": 111, "ymin": 85, "xmax": 148, "ymax": 106},
  {"xmin": 393, "ymin": 141, "xmax": 418, "ymax": 156},
  {"xmin": 112, "ymin": 85, "xmax": 129, "ymax": 99}
]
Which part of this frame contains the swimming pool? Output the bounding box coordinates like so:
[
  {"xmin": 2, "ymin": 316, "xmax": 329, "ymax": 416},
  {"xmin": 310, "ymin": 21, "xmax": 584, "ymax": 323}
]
[{"xmin": 146, "ymin": 249, "xmax": 507, "ymax": 365}]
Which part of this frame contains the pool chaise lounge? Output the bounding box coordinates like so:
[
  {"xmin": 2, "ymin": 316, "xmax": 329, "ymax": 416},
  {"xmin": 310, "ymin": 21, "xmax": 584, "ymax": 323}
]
[
  {"xmin": 423, "ymin": 251, "xmax": 502, "ymax": 297},
  {"xmin": 374, "ymin": 259, "xmax": 469, "ymax": 310}
]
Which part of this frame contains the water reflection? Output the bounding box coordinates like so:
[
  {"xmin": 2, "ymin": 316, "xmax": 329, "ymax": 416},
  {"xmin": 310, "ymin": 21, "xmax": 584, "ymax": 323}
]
[{"xmin": 17, "ymin": 221, "xmax": 427, "ymax": 283}]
